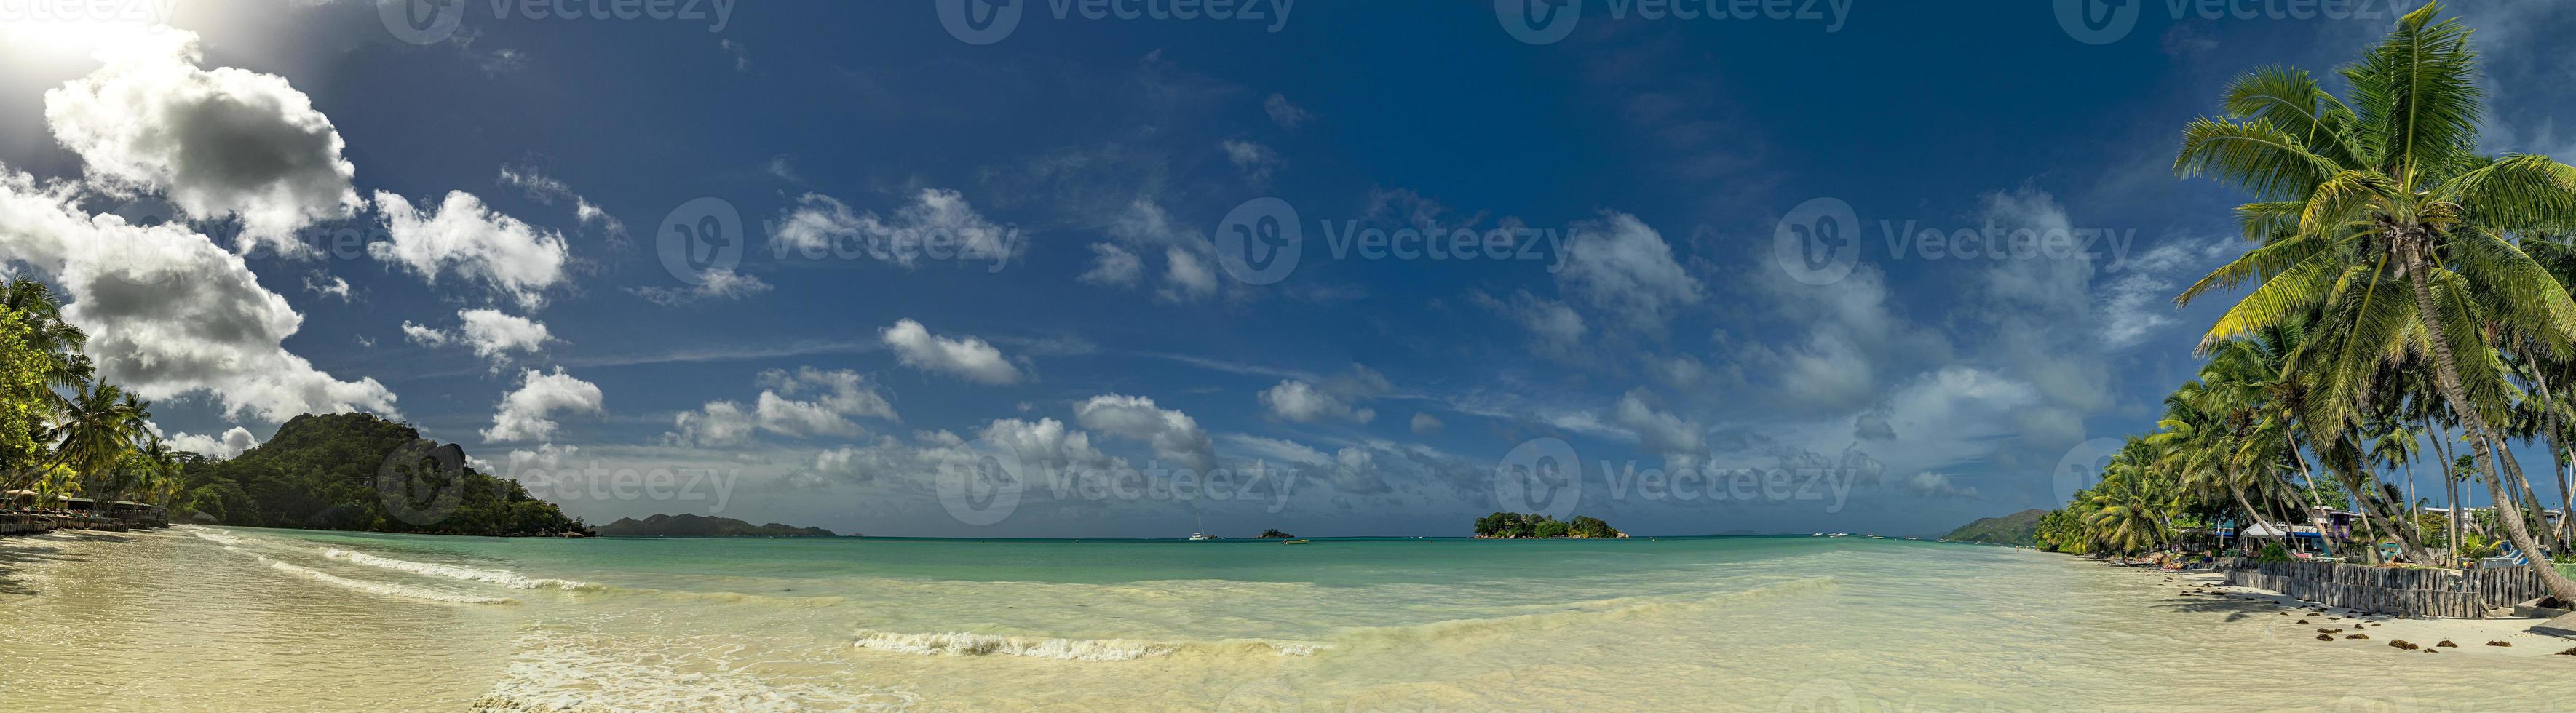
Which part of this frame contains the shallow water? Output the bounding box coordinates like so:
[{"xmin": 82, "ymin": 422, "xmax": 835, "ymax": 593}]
[{"xmin": 1, "ymin": 527, "xmax": 2567, "ymax": 711}]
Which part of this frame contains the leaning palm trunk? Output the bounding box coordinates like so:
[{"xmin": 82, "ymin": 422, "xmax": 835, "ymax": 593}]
[{"xmin": 2406, "ymin": 261, "xmax": 2576, "ymax": 601}]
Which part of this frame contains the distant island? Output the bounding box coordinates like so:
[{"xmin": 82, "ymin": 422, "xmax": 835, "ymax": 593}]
[
  {"xmin": 1472, "ymin": 512, "xmax": 1625, "ymax": 539},
  {"xmin": 594, "ymin": 513, "xmax": 840, "ymax": 537},
  {"xmin": 1256, "ymin": 528, "xmax": 1293, "ymax": 538},
  {"xmin": 178, "ymin": 413, "xmax": 590, "ymax": 538},
  {"xmin": 1942, "ymin": 509, "xmax": 2047, "ymax": 546}
]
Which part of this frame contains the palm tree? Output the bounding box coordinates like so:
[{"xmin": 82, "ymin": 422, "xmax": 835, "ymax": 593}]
[
  {"xmin": 1, "ymin": 279, "xmax": 93, "ymax": 402},
  {"xmin": 37, "ymin": 383, "xmax": 148, "ymax": 500},
  {"xmin": 2173, "ymin": 1, "xmax": 2576, "ymax": 600}
]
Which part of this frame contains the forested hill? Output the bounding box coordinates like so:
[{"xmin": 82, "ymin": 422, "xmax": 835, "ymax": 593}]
[
  {"xmin": 594, "ymin": 513, "xmax": 839, "ymax": 537},
  {"xmin": 1942, "ymin": 509, "xmax": 2048, "ymax": 546},
  {"xmin": 177, "ymin": 413, "xmax": 590, "ymax": 537}
]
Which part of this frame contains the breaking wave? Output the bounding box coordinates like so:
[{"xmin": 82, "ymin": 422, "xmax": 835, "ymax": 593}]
[
  {"xmin": 323, "ymin": 548, "xmax": 595, "ymax": 591},
  {"xmin": 477, "ymin": 634, "xmax": 917, "ymax": 712},
  {"xmin": 850, "ymin": 629, "xmax": 1326, "ymax": 661},
  {"xmin": 261, "ymin": 558, "xmax": 518, "ymax": 605},
  {"xmin": 1331, "ymin": 575, "xmax": 1839, "ymax": 648}
]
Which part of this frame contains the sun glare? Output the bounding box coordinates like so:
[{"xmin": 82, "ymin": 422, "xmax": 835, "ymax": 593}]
[{"xmin": 0, "ymin": 9, "xmax": 167, "ymax": 58}]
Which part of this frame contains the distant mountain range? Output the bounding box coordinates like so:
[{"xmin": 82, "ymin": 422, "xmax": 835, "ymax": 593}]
[
  {"xmin": 1942, "ymin": 509, "xmax": 2048, "ymax": 546},
  {"xmin": 593, "ymin": 513, "xmax": 841, "ymax": 537}
]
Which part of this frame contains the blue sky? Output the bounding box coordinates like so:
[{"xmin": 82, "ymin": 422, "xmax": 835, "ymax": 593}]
[{"xmin": 1, "ymin": 0, "xmax": 2571, "ymax": 537}]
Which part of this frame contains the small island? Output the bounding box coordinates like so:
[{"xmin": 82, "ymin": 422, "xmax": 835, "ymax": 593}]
[
  {"xmin": 1942, "ymin": 509, "xmax": 2046, "ymax": 546},
  {"xmin": 1256, "ymin": 528, "xmax": 1294, "ymax": 539},
  {"xmin": 593, "ymin": 513, "xmax": 839, "ymax": 537},
  {"xmin": 1472, "ymin": 512, "xmax": 1625, "ymax": 539}
]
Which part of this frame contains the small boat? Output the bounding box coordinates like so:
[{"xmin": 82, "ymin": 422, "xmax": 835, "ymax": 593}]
[
  {"xmin": 1281, "ymin": 538, "xmax": 1311, "ymax": 545},
  {"xmin": 1187, "ymin": 515, "xmax": 1218, "ymax": 541},
  {"xmin": 1828, "ymin": 533, "xmax": 1849, "ymax": 538},
  {"xmin": 1810, "ymin": 533, "xmax": 1823, "ymax": 537}
]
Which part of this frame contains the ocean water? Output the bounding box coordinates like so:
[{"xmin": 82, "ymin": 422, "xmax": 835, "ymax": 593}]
[{"xmin": 1, "ymin": 527, "xmax": 2568, "ymax": 711}]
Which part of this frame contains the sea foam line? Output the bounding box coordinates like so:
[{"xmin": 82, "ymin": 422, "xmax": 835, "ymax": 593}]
[
  {"xmin": 322, "ymin": 548, "xmax": 594, "ymax": 591},
  {"xmin": 851, "ymin": 629, "xmax": 1326, "ymax": 661},
  {"xmin": 260, "ymin": 557, "xmax": 518, "ymax": 605}
]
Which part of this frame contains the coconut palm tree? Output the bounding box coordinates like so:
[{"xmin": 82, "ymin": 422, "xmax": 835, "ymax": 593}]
[{"xmin": 2173, "ymin": 1, "xmax": 2576, "ymax": 600}]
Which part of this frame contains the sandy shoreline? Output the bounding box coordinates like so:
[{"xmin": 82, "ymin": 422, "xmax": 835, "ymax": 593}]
[{"xmin": 2079, "ymin": 556, "xmax": 2576, "ymax": 658}]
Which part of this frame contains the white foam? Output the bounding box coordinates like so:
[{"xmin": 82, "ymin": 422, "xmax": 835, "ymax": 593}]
[
  {"xmin": 478, "ymin": 634, "xmax": 918, "ymax": 712},
  {"xmin": 851, "ymin": 629, "xmax": 1323, "ymax": 661},
  {"xmin": 190, "ymin": 530, "xmax": 245, "ymax": 547},
  {"xmin": 322, "ymin": 548, "xmax": 593, "ymax": 591},
  {"xmin": 261, "ymin": 558, "xmax": 518, "ymax": 605}
]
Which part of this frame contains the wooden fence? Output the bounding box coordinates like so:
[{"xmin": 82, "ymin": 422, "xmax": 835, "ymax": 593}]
[{"xmin": 2218, "ymin": 559, "xmax": 2555, "ymax": 618}]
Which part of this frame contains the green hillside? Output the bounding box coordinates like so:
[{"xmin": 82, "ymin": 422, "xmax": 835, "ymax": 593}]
[
  {"xmin": 176, "ymin": 413, "xmax": 588, "ymax": 537},
  {"xmin": 594, "ymin": 513, "xmax": 838, "ymax": 537},
  {"xmin": 1943, "ymin": 509, "xmax": 2048, "ymax": 546}
]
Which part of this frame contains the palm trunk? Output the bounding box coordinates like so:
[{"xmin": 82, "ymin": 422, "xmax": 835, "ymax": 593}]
[
  {"xmin": 2286, "ymin": 446, "xmax": 2338, "ymax": 558},
  {"xmin": 2425, "ymin": 416, "xmax": 2463, "ymax": 566},
  {"xmin": 2405, "ymin": 264, "xmax": 2576, "ymax": 602}
]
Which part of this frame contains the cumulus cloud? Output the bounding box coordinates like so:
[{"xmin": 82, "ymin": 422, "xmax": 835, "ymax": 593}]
[
  {"xmin": 1258, "ymin": 379, "xmax": 1374, "ymax": 424},
  {"xmin": 1074, "ymin": 394, "xmax": 1216, "ymax": 472},
  {"xmin": 303, "ymin": 274, "xmax": 352, "ymax": 301},
  {"xmin": 482, "ymin": 369, "xmax": 604, "ymax": 443},
  {"xmin": 880, "ymin": 319, "xmax": 1023, "ymax": 385},
  {"xmin": 161, "ymin": 425, "xmax": 259, "ymax": 459},
  {"xmin": 44, "ymin": 28, "xmax": 359, "ymax": 252},
  {"xmin": 0, "ymin": 168, "xmax": 397, "ymax": 421},
  {"xmin": 370, "ymin": 191, "xmax": 571, "ymax": 311},
  {"xmin": 666, "ymin": 367, "xmax": 900, "ymax": 447},
  {"xmin": 1904, "ymin": 471, "xmax": 1980, "ymax": 498},
  {"xmin": 404, "ymin": 308, "xmax": 553, "ymax": 368},
  {"xmin": 769, "ymin": 189, "xmax": 1018, "ymax": 266}
]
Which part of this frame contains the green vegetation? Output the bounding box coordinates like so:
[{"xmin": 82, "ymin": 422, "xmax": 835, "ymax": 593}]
[
  {"xmin": 1256, "ymin": 528, "xmax": 1294, "ymax": 538},
  {"xmin": 177, "ymin": 413, "xmax": 587, "ymax": 536},
  {"xmin": 2036, "ymin": 3, "xmax": 2576, "ymax": 605},
  {"xmin": 0, "ymin": 279, "xmax": 186, "ymax": 513},
  {"xmin": 1472, "ymin": 512, "xmax": 1623, "ymax": 539},
  {"xmin": 594, "ymin": 513, "xmax": 836, "ymax": 537},
  {"xmin": 1943, "ymin": 509, "xmax": 2048, "ymax": 546}
]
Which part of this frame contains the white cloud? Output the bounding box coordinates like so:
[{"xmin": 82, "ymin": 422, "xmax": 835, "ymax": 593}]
[
  {"xmin": 769, "ymin": 188, "xmax": 1017, "ymax": 266},
  {"xmin": 667, "ymin": 367, "xmax": 900, "ymax": 446},
  {"xmin": 1074, "ymin": 394, "xmax": 1216, "ymax": 472},
  {"xmin": 1557, "ymin": 212, "xmax": 1703, "ymax": 330},
  {"xmin": 499, "ymin": 164, "xmax": 625, "ymax": 239},
  {"xmin": 1078, "ymin": 242, "xmax": 1143, "ymax": 287},
  {"xmin": 162, "ymin": 426, "xmax": 259, "ymax": 459},
  {"xmin": 401, "ymin": 308, "xmax": 554, "ymax": 369},
  {"xmin": 44, "ymin": 28, "xmax": 359, "ymax": 252},
  {"xmin": 1612, "ymin": 389, "xmax": 1702, "ymax": 460},
  {"xmin": 880, "ymin": 319, "xmax": 1023, "ymax": 385},
  {"xmin": 370, "ymin": 191, "xmax": 571, "ymax": 311},
  {"xmin": 628, "ymin": 268, "xmax": 772, "ymax": 306},
  {"xmin": 482, "ymin": 369, "xmax": 604, "ymax": 442},
  {"xmin": 303, "ymin": 274, "xmax": 351, "ymax": 301},
  {"xmin": 1904, "ymin": 471, "xmax": 1980, "ymax": 499},
  {"xmin": 0, "ymin": 167, "xmax": 397, "ymax": 422},
  {"xmin": 1258, "ymin": 379, "xmax": 1374, "ymax": 424},
  {"xmin": 1221, "ymin": 139, "xmax": 1279, "ymax": 183},
  {"xmin": 1159, "ymin": 246, "xmax": 1217, "ymax": 302},
  {"xmin": 1410, "ymin": 413, "xmax": 1443, "ymax": 434},
  {"xmin": 1264, "ymin": 93, "xmax": 1311, "ymax": 129}
]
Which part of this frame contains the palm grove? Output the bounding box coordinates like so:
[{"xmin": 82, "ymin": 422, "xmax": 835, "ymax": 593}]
[{"xmin": 2036, "ymin": 3, "xmax": 2576, "ymax": 605}]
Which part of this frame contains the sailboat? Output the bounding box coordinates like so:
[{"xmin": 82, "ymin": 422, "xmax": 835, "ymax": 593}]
[{"xmin": 1188, "ymin": 514, "xmax": 1218, "ymax": 541}]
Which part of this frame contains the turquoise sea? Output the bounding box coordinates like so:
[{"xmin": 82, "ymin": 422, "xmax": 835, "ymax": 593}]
[{"xmin": 1, "ymin": 526, "xmax": 2569, "ymax": 711}]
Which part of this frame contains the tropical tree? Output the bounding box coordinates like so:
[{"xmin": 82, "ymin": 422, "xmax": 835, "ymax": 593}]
[{"xmin": 2172, "ymin": 1, "xmax": 2576, "ymax": 600}]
